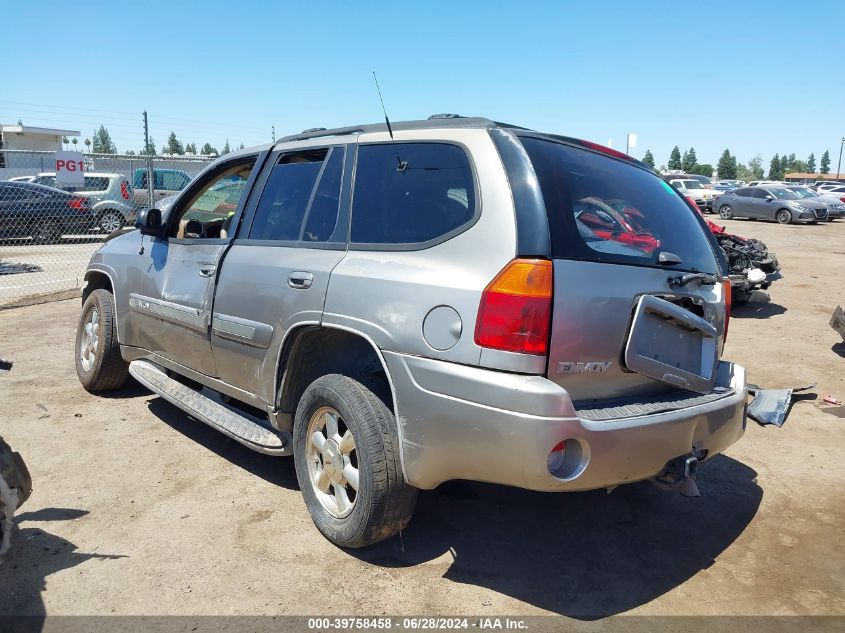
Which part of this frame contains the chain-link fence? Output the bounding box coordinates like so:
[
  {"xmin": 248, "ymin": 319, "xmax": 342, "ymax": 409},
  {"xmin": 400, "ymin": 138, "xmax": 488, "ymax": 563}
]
[{"xmin": 0, "ymin": 149, "xmax": 215, "ymax": 308}]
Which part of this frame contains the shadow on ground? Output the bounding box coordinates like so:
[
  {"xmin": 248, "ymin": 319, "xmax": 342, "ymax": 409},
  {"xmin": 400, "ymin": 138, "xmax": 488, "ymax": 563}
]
[
  {"xmin": 0, "ymin": 508, "xmax": 126, "ymax": 619},
  {"xmin": 731, "ymin": 296, "xmax": 787, "ymax": 319},
  {"xmin": 140, "ymin": 389, "xmax": 761, "ymax": 619},
  {"xmin": 832, "ymin": 343, "xmax": 845, "ymax": 358},
  {"xmin": 145, "ymin": 397, "xmax": 298, "ymax": 490},
  {"xmin": 352, "ymin": 455, "xmax": 761, "ymax": 619}
]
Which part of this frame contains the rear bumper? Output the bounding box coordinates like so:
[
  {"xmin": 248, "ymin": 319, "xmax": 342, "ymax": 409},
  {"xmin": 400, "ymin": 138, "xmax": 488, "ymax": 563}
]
[{"xmin": 385, "ymin": 352, "xmax": 747, "ymax": 491}]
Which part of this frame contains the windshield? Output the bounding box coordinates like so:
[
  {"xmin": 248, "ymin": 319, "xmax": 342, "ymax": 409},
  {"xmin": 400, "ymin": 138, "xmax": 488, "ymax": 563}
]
[
  {"xmin": 769, "ymin": 188, "xmax": 800, "ymax": 200},
  {"xmin": 791, "ymin": 188, "xmax": 816, "ymax": 198},
  {"xmin": 521, "ymin": 137, "xmax": 718, "ymax": 274},
  {"xmin": 681, "ymin": 180, "xmax": 701, "ymax": 189}
]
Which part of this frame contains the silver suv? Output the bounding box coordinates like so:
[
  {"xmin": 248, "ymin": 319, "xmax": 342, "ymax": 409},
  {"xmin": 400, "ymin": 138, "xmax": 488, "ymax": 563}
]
[
  {"xmin": 74, "ymin": 116, "xmax": 747, "ymax": 547},
  {"xmin": 33, "ymin": 172, "xmax": 135, "ymax": 232}
]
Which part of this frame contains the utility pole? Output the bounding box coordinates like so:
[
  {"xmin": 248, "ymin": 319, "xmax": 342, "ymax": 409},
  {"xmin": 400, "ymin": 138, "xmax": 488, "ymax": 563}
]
[
  {"xmin": 143, "ymin": 111, "xmax": 154, "ymax": 208},
  {"xmin": 837, "ymin": 136, "xmax": 844, "ymax": 180}
]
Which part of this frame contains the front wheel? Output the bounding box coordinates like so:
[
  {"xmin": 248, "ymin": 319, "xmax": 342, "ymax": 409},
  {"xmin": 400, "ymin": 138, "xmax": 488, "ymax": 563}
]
[
  {"xmin": 98, "ymin": 210, "xmax": 124, "ymax": 233},
  {"xmin": 31, "ymin": 219, "xmax": 61, "ymax": 244},
  {"xmin": 719, "ymin": 205, "xmax": 733, "ymax": 220},
  {"xmin": 75, "ymin": 289, "xmax": 129, "ymax": 391},
  {"xmin": 293, "ymin": 374, "xmax": 417, "ymax": 548},
  {"xmin": 776, "ymin": 209, "xmax": 792, "ymax": 224}
]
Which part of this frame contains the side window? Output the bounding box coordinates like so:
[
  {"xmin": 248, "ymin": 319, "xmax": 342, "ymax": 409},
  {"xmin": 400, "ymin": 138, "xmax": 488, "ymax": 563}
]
[
  {"xmin": 734, "ymin": 188, "xmax": 749, "ymax": 197},
  {"xmin": 350, "ymin": 143, "xmax": 475, "ymax": 245},
  {"xmin": 248, "ymin": 148, "xmax": 339, "ymax": 242},
  {"xmin": 137, "ymin": 172, "xmax": 148, "ymax": 188},
  {"xmin": 34, "ymin": 176, "xmax": 56, "ymax": 187},
  {"xmin": 82, "ymin": 177, "xmax": 109, "ymax": 191},
  {"xmin": 752, "ymin": 189, "xmax": 769, "ymax": 199},
  {"xmin": 169, "ymin": 160, "xmax": 255, "ymax": 239}
]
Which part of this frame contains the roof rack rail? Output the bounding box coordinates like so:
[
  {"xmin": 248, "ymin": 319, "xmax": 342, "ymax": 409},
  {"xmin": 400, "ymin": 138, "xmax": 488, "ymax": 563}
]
[
  {"xmin": 428, "ymin": 113, "xmax": 463, "ymax": 119},
  {"xmin": 278, "ymin": 125, "xmax": 368, "ymax": 143},
  {"xmin": 301, "ymin": 127, "xmax": 327, "ymax": 134}
]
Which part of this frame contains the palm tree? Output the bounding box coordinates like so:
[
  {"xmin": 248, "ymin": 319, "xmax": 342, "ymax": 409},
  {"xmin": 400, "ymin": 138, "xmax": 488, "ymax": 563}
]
[
  {"xmin": 84, "ymin": 138, "xmax": 91, "ymax": 153},
  {"xmin": 71, "ymin": 138, "xmax": 78, "ymax": 150},
  {"xmin": 62, "ymin": 136, "xmax": 69, "ymax": 150}
]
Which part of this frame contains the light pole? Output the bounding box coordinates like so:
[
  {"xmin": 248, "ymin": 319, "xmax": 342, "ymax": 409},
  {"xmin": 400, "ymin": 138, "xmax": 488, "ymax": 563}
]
[{"xmin": 837, "ymin": 136, "xmax": 844, "ymax": 180}]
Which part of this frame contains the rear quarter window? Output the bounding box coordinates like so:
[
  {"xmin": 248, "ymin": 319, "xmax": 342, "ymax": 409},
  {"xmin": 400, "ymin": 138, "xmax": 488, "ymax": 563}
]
[
  {"xmin": 520, "ymin": 137, "xmax": 718, "ymax": 274},
  {"xmin": 350, "ymin": 142, "xmax": 476, "ymax": 247},
  {"xmin": 82, "ymin": 177, "xmax": 109, "ymax": 191}
]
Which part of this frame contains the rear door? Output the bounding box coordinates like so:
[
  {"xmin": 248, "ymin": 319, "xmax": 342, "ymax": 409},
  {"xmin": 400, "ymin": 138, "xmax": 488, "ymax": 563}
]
[
  {"xmin": 519, "ymin": 137, "xmax": 725, "ymax": 402},
  {"xmin": 749, "ymin": 188, "xmax": 773, "ymax": 218},
  {"xmin": 731, "ymin": 188, "xmax": 753, "ymax": 216},
  {"xmin": 209, "ymin": 144, "xmax": 350, "ymax": 401}
]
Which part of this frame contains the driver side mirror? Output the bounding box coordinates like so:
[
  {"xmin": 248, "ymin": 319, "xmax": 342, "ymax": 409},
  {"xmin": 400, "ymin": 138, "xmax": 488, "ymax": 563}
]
[
  {"xmin": 135, "ymin": 207, "xmax": 162, "ymax": 236},
  {"xmin": 765, "ymin": 195, "xmax": 775, "ymax": 201}
]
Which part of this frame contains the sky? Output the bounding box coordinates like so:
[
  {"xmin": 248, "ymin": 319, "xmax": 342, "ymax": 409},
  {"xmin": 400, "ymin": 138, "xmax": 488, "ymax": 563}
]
[{"xmin": 2, "ymin": 0, "xmax": 844, "ymax": 170}]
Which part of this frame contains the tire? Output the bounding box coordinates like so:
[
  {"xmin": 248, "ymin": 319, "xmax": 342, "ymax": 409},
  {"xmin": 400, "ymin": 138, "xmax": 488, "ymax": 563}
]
[
  {"xmin": 98, "ymin": 210, "xmax": 124, "ymax": 233},
  {"xmin": 31, "ymin": 219, "xmax": 61, "ymax": 244},
  {"xmin": 75, "ymin": 289, "xmax": 129, "ymax": 392},
  {"xmin": 293, "ymin": 374, "xmax": 417, "ymax": 548},
  {"xmin": 718, "ymin": 205, "xmax": 733, "ymax": 220},
  {"xmin": 776, "ymin": 209, "xmax": 792, "ymax": 224}
]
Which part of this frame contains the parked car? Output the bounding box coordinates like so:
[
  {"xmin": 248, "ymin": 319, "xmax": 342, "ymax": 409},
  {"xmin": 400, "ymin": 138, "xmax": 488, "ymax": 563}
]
[
  {"xmin": 7, "ymin": 175, "xmax": 35, "ymax": 183},
  {"xmin": 714, "ymin": 186, "xmax": 828, "ymax": 223},
  {"xmin": 716, "ymin": 180, "xmax": 744, "ymax": 188},
  {"xmin": 32, "ymin": 172, "xmax": 135, "ymax": 233},
  {"xmin": 814, "ymin": 181, "xmax": 845, "ymax": 191},
  {"xmin": 786, "ymin": 186, "xmax": 845, "ymax": 220},
  {"xmin": 132, "ymin": 168, "xmax": 191, "ymax": 207},
  {"xmin": 75, "ymin": 116, "xmax": 746, "ymax": 548},
  {"xmin": 668, "ymin": 178, "xmax": 720, "ymax": 212},
  {"xmin": 816, "ymin": 183, "xmax": 845, "ymax": 195},
  {"xmin": 0, "ymin": 182, "xmax": 92, "ymax": 243}
]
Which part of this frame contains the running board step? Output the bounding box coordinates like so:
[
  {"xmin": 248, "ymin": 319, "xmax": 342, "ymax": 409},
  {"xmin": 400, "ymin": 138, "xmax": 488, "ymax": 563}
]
[{"xmin": 128, "ymin": 360, "xmax": 290, "ymax": 456}]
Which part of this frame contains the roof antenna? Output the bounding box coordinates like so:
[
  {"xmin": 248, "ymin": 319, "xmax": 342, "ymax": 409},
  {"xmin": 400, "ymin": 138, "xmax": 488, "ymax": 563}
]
[{"xmin": 372, "ymin": 71, "xmax": 407, "ymax": 172}]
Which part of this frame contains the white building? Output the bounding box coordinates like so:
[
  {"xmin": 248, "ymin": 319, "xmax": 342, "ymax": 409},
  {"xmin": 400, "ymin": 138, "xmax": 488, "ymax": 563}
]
[{"xmin": 0, "ymin": 124, "xmax": 81, "ymax": 175}]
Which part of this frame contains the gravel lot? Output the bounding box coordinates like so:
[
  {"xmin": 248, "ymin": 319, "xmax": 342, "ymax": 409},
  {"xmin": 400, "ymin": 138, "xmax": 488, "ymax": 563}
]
[{"xmin": 1, "ymin": 218, "xmax": 844, "ymax": 618}]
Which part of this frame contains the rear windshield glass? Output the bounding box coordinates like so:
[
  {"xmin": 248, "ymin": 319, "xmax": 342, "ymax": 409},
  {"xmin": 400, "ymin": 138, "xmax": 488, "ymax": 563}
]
[
  {"xmin": 521, "ymin": 137, "xmax": 718, "ymax": 274},
  {"xmin": 82, "ymin": 177, "xmax": 109, "ymax": 191}
]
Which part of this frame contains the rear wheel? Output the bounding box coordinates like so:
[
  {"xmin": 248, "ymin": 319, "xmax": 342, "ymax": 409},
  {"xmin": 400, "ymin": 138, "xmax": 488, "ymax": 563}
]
[
  {"xmin": 293, "ymin": 374, "xmax": 416, "ymax": 548},
  {"xmin": 75, "ymin": 289, "xmax": 129, "ymax": 391},
  {"xmin": 718, "ymin": 205, "xmax": 733, "ymax": 220},
  {"xmin": 98, "ymin": 210, "xmax": 124, "ymax": 233},
  {"xmin": 776, "ymin": 209, "xmax": 792, "ymax": 224}
]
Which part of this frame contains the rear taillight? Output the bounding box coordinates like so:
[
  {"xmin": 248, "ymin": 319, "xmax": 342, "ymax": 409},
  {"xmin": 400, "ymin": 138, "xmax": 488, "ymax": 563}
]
[
  {"xmin": 839, "ymin": 197, "xmax": 845, "ymax": 204},
  {"xmin": 722, "ymin": 279, "xmax": 731, "ymax": 342},
  {"xmin": 121, "ymin": 181, "xmax": 130, "ymax": 200},
  {"xmin": 67, "ymin": 197, "xmax": 88, "ymax": 210},
  {"xmin": 475, "ymin": 259, "xmax": 553, "ymax": 355}
]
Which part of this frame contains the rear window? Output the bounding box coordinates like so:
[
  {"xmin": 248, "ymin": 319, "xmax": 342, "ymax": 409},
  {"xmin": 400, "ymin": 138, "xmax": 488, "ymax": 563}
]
[
  {"xmin": 82, "ymin": 177, "xmax": 109, "ymax": 191},
  {"xmin": 521, "ymin": 137, "xmax": 718, "ymax": 274}
]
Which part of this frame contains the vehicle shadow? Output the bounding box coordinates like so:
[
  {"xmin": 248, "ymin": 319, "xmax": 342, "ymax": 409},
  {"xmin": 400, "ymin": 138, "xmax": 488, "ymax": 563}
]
[
  {"xmin": 351, "ymin": 454, "xmax": 761, "ymax": 619},
  {"xmin": 731, "ymin": 295, "xmax": 787, "ymax": 319},
  {"xmin": 832, "ymin": 343, "xmax": 845, "ymax": 358},
  {"xmin": 0, "ymin": 508, "xmax": 127, "ymax": 620},
  {"xmin": 145, "ymin": 397, "xmax": 299, "ymax": 490}
]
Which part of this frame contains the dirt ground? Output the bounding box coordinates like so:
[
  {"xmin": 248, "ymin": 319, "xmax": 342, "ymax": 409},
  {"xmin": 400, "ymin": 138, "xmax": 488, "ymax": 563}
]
[{"xmin": 1, "ymin": 218, "xmax": 844, "ymax": 619}]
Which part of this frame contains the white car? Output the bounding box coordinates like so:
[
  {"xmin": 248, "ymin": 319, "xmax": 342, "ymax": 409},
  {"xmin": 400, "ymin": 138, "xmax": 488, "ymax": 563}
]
[
  {"xmin": 668, "ymin": 178, "xmax": 720, "ymax": 212},
  {"xmin": 7, "ymin": 175, "xmax": 35, "ymax": 183}
]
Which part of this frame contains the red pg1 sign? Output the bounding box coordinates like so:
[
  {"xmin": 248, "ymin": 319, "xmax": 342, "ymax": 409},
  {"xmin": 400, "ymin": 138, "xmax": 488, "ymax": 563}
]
[{"xmin": 55, "ymin": 151, "xmax": 85, "ymax": 186}]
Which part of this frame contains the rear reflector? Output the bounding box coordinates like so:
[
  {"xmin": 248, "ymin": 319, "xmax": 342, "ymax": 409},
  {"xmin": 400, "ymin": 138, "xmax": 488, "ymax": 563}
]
[
  {"xmin": 121, "ymin": 181, "xmax": 131, "ymax": 200},
  {"xmin": 722, "ymin": 278, "xmax": 731, "ymax": 342},
  {"xmin": 475, "ymin": 259, "xmax": 553, "ymax": 355}
]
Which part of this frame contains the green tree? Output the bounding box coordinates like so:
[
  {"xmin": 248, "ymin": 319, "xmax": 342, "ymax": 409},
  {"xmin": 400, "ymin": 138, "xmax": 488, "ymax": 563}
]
[
  {"xmin": 92, "ymin": 125, "xmax": 116, "ymax": 153},
  {"xmin": 668, "ymin": 146, "xmax": 682, "ymax": 170},
  {"xmin": 238, "ymin": 142, "xmax": 245, "ymax": 150},
  {"xmin": 788, "ymin": 159, "xmax": 808, "ymax": 174},
  {"xmin": 717, "ymin": 149, "xmax": 737, "ymax": 179},
  {"xmin": 221, "ymin": 140, "xmax": 231, "ymax": 155},
  {"xmin": 780, "ymin": 154, "xmax": 789, "ymax": 175},
  {"xmin": 768, "ymin": 154, "xmax": 783, "ymax": 180},
  {"xmin": 642, "ymin": 150, "xmax": 655, "ymax": 168},
  {"xmin": 125, "ymin": 149, "xmax": 136, "ymax": 155},
  {"xmin": 747, "ymin": 155, "xmax": 764, "ymax": 179},
  {"xmin": 184, "ymin": 142, "xmax": 197, "ymax": 154},
  {"xmin": 690, "ymin": 163, "xmax": 713, "ymax": 177},
  {"xmin": 84, "ymin": 138, "xmax": 91, "ymax": 152},
  {"xmin": 142, "ymin": 137, "xmax": 156, "ymax": 156},
  {"xmin": 821, "ymin": 150, "xmax": 831, "ymax": 174},
  {"xmin": 200, "ymin": 143, "xmax": 217, "ymax": 155},
  {"xmin": 71, "ymin": 137, "xmax": 78, "ymax": 150},
  {"xmin": 682, "ymin": 147, "xmax": 698, "ymax": 173},
  {"xmin": 807, "ymin": 153, "xmax": 816, "ymax": 173},
  {"xmin": 165, "ymin": 131, "xmax": 184, "ymax": 155},
  {"xmin": 62, "ymin": 136, "xmax": 69, "ymax": 149}
]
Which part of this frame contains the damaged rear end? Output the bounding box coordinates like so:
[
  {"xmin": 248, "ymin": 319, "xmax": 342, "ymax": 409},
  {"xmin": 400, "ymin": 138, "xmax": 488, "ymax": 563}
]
[{"xmin": 514, "ymin": 134, "xmax": 747, "ymax": 491}]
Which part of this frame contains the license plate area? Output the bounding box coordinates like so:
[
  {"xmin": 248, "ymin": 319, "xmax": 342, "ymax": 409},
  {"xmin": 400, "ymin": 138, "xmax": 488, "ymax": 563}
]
[{"xmin": 624, "ymin": 295, "xmax": 718, "ymax": 394}]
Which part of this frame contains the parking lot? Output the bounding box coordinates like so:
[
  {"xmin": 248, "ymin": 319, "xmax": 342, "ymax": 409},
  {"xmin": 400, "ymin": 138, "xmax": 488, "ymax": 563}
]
[{"xmin": 0, "ymin": 218, "xmax": 843, "ymax": 618}]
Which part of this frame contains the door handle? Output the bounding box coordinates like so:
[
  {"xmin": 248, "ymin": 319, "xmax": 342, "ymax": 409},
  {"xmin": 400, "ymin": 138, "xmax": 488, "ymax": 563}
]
[
  {"xmin": 198, "ymin": 265, "xmax": 217, "ymax": 278},
  {"xmin": 288, "ymin": 271, "xmax": 313, "ymax": 289}
]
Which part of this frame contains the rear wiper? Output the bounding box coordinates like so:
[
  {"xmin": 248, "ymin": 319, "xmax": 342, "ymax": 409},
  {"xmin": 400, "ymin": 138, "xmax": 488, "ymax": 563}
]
[
  {"xmin": 668, "ymin": 272, "xmax": 719, "ymax": 288},
  {"xmin": 657, "ymin": 251, "xmax": 683, "ymax": 265}
]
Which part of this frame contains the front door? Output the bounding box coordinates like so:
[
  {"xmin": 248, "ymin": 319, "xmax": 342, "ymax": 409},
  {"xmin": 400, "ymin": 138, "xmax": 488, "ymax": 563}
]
[
  {"xmin": 123, "ymin": 154, "xmax": 261, "ymax": 376},
  {"xmin": 210, "ymin": 144, "xmax": 351, "ymax": 402}
]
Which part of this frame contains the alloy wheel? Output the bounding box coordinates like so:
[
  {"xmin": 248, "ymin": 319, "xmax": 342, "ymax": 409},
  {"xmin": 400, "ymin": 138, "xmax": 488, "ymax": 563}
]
[
  {"xmin": 79, "ymin": 308, "xmax": 99, "ymax": 372},
  {"xmin": 306, "ymin": 406, "xmax": 359, "ymax": 518}
]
